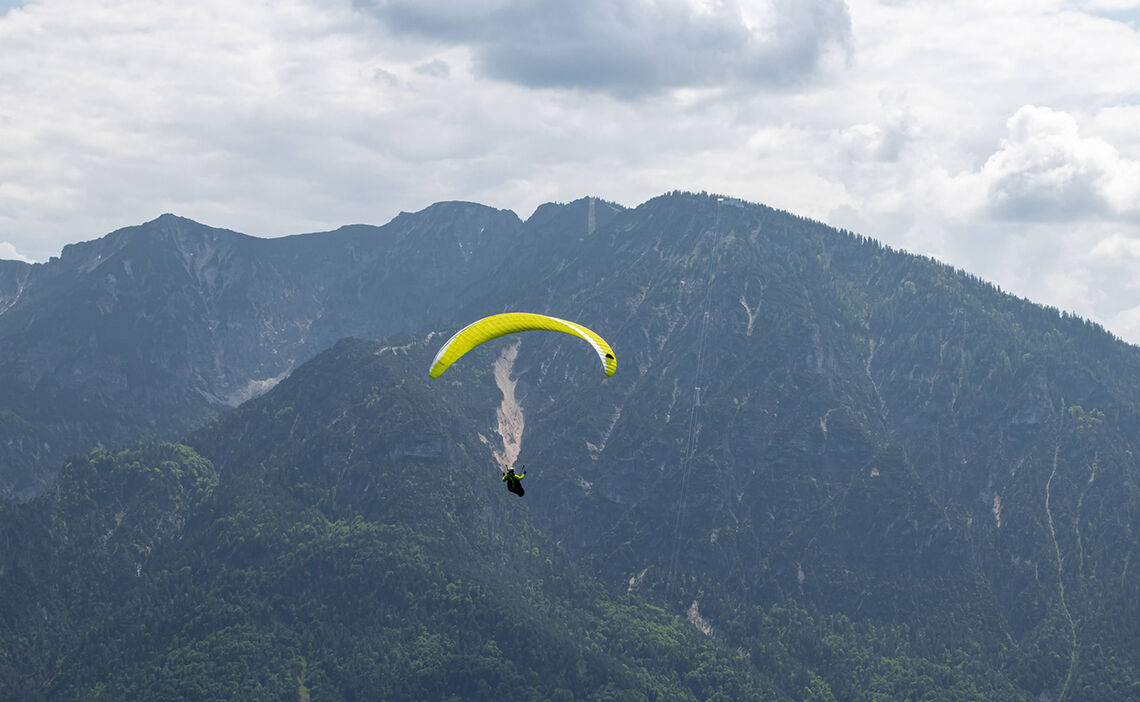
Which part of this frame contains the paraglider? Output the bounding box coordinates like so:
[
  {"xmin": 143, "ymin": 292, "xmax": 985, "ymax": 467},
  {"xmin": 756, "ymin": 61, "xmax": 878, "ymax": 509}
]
[
  {"xmin": 503, "ymin": 466, "xmax": 526, "ymax": 496},
  {"xmin": 428, "ymin": 312, "xmax": 616, "ymax": 378},
  {"xmin": 429, "ymin": 313, "xmax": 615, "ymax": 498}
]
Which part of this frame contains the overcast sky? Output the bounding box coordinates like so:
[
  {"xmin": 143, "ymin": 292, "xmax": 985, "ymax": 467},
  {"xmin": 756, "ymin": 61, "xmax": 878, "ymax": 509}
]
[{"xmin": 2, "ymin": 0, "xmax": 1139, "ymax": 340}]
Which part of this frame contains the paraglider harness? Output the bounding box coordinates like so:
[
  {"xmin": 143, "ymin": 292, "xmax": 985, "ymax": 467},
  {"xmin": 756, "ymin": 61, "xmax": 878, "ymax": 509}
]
[{"xmin": 503, "ymin": 466, "xmax": 526, "ymax": 497}]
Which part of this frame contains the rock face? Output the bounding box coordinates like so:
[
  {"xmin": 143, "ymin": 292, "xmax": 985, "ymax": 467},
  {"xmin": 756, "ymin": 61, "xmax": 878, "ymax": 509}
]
[
  {"xmin": 0, "ymin": 340, "xmax": 777, "ymax": 701},
  {"xmin": 5, "ymin": 191, "xmax": 1140, "ymax": 698},
  {"xmin": 448, "ymin": 193, "xmax": 1140, "ymax": 701},
  {"xmin": 0, "ymin": 203, "xmax": 530, "ymax": 498}
]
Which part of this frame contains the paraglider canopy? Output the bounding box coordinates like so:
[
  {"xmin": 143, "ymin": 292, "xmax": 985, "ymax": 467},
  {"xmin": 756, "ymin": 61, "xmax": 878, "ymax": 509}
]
[{"xmin": 429, "ymin": 312, "xmax": 616, "ymax": 378}]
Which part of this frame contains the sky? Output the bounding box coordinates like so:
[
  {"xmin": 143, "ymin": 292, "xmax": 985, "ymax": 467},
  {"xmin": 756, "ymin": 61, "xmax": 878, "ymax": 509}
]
[{"xmin": 2, "ymin": 0, "xmax": 1139, "ymax": 340}]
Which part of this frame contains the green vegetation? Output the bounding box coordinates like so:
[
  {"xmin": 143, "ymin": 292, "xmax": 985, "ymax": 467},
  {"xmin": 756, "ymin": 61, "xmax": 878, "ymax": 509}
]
[
  {"xmin": 5, "ymin": 193, "xmax": 1140, "ymax": 699},
  {"xmin": 0, "ymin": 344, "xmax": 769, "ymax": 700},
  {"xmin": 502, "ymin": 193, "xmax": 1140, "ymax": 701}
]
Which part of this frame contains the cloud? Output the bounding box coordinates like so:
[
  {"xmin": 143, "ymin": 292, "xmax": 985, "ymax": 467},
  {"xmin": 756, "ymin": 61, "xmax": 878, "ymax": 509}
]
[
  {"xmin": 414, "ymin": 58, "xmax": 450, "ymax": 77},
  {"xmin": 978, "ymin": 106, "xmax": 1140, "ymax": 221},
  {"xmin": 2, "ymin": 0, "xmax": 1139, "ymax": 344},
  {"xmin": 1067, "ymin": 0, "xmax": 1140, "ymax": 26},
  {"xmin": 1092, "ymin": 105, "xmax": 1140, "ymax": 154},
  {"xmin": 0, "ymin": 241, "xmax": 33, "ymax": 263},
  {"xmin": 925, "ymin": 105, "xmax": 1140, "ymax": 224},
  {"xmin": 833, "ymin": 103, "xmax": 915, "ymax": 164},
  {"xmin": 1105, "ymin": 304, "xmax": 1140, "ymax": 344},
  {"xmin": 1090, "ymin": 232, "xmax": 1140, "ymax": 261},
  {"xmin": 355, "ymin": 0, "xmax": 853, "ymax": 96},
  {"xmin": 1072, "ymin": 0, "xmax": 1140, "ymax": 7}
]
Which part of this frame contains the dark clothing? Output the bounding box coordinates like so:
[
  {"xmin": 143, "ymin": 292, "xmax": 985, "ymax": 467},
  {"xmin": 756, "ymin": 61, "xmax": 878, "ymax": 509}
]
[{"xmin": 503, "ymin": 469, "xmax": 526, "ymax": 497}]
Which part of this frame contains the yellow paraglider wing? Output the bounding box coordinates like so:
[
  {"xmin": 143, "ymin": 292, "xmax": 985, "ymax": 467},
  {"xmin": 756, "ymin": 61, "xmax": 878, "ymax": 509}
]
[{"xmin": 429, "ymin": 312, "xmax": 616, "ymax": 378}]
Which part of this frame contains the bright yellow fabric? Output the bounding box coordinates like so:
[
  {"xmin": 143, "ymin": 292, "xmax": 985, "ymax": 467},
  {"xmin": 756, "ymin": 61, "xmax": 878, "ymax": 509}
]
[{"xmin": 429, "ymin": 312, "xmax": 616, "ymax": 378}]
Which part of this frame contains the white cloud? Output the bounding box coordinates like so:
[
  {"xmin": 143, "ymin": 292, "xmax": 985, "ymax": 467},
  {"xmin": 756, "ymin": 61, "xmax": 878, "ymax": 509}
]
[
  {"xmin": 0, "ymin": 241, "xmax": 33, "ymax": 262},
  {"xmin": 1066, "ymin": 0, "xmax": 1140, "ymax": 26},
  {"xmin": 895, "ymin": 105, "xmax": 1140, "ymax": 239},
  {"xmin": 355, "ymin": 0, "xmax": 854, "ymax": 96},
  {"xmin": 1090, "ymin": 232, "xmax": 1140, "ymax": 262},
  {"xmin": 1071, "ymin": 0, "xmax": 1140, "ymax": 8},
  {"xmin": 975, "ymin": 105, "xmax": 1140, "ymax": 220},
  {"xmin": 1, "ymin": 0, "xmax": 1140, "ymax": 341},
  {"xmin": 1105, "ymin": 305, "xmax": 1140, "ymax": 345}
]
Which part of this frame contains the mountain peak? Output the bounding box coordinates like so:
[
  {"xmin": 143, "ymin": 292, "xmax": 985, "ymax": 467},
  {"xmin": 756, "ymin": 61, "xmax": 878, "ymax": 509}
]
[
  {"xmin": 146, "ymin": 212, "xmax": 194, "ymax": 225},
  {"xmin": 5, "ymin": 193, "xmax": 1140, "ymax": 698}
]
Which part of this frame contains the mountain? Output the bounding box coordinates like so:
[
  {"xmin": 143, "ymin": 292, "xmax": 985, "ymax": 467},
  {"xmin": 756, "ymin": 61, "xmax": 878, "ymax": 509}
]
[
  {"xmin": 4, "ymin": 191, "xmax": 1140, "ymax": 699},
  {"xmin": 0, "ymin": 202, "xmax": 542, "ymax": 499},
  {"xmin": 498, "ymin": 194, "xmax": 1140, "ymax": 700},
  {"xmin": 484, "ymin": 194, "xmax": 1140, "ymax": 700},
  {"xmin": 0, "ymin": 339, "xmax": 774, "ymax": 701},
  {"xmin": 1, "ymin": 336, "xmax": 1039, "ymax": 700}
]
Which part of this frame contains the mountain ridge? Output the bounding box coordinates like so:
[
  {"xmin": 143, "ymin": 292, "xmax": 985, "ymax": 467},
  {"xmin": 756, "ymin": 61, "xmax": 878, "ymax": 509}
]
[
  {"xmin": 0, "ymin": 200, "xmax": 535, "ymax": 497},
  {"xmin": 4, "ymin": 191, "xmax": 1140, "ymax": 698},
  {"xmin": 0, "ymin": 337, "xmax": 779, "ymax": 701}
]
